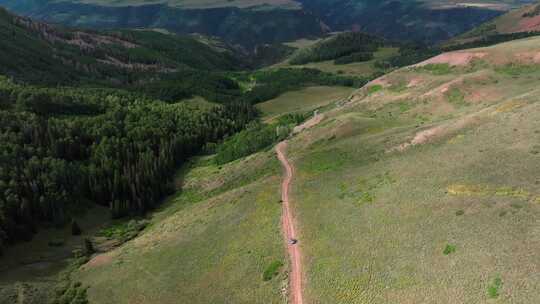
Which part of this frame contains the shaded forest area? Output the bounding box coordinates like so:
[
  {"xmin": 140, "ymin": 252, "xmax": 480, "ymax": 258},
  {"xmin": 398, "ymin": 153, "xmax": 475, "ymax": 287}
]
[{"xmin": 0, "ymin": 77, "xmax": 256, "ymax": 253}]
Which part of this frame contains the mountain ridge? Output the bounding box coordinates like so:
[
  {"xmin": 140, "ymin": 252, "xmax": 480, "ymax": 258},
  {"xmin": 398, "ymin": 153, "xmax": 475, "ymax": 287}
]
[{"xmin": 0, "ymin": 0, "xmax": 535, "ymax": 47}]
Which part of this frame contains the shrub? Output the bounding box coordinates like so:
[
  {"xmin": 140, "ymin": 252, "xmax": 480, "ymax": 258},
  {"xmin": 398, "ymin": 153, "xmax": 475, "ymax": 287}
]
[
  {"xmin": 487, "ymin": 277, "xmax": 503, "ymax": 298},
  {"xmin": 420, "ymin": 63, "xmax": 452, "ymax": 75},
  {"xmin": 215, "ymin": 123, "xmax": 277, "ymax": 165},
  {"xmin": 446, "ymin": 88, "xmax": 466, "ymax": 107},
  {"xmin": 367, "ymin": 85, "xmax": 382, "ymax": 95},
  {"xmin": 98, "ymin": 219, "xmax": 148, "ymax": 242},
  {"xmin": 263, "ymin": 260, "xmax": 283, "ymax": 281},
  {"xmin": 84, "ymin": 238, "xmax": 95, "ymax": 255},
  {"xmin": 443, "ymin": 244, "xmax": 456, "ymax": 255}
]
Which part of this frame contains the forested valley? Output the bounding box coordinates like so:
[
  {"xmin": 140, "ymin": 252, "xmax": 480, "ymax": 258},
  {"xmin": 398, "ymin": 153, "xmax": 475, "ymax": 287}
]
[
  {"xmin": 0, "ymin": 1, "xmax": 520, "ymax": 257},
  {"xmin": 0, "ymin": 77, "xmax": 259, "ymax": 253},
  {"xmin": 0, "ymin": 7, "xmax": 370, "ymax": 255}
]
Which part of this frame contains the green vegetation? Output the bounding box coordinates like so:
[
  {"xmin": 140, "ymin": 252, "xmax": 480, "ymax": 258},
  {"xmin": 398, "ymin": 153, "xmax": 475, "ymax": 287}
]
[
  {"xmin": 487, "ymin": 277, "xmax": 503, "ymax": 299},
  {"xmin": 76, "ymin": 148, "xmax": 284, "ymax": 304},
  {"xmin": 495, "ymin": 64, "xmax": 539, "ymax": 76},
  {"xmin": 215, "ymin": 123, "xmax": 281, "ymax": 165},
  {"xmin": 0, "ymin": 7, "xmax": 242, "ymax": 86},
  {"xmin": 256, "ymin": 86, "xmax": 355, "ymax": 120},
  {"xmin": 241, "ymin": 68, "xmax": 366, "ymax": 104},
  {"xmin": 367, "ymin": 85, "xmax": 383, "ymax": 95},
  {"xmin": 286, "ymin": 36, "xmax": 540, "ymax": 303},
  {"xmin": 290, "ymin": 32, "xmax": 383, "ymax": 65},
  {"xmin": 98, "ymin": 219, "xmax": 148, "ymax": 242},
  {"xmin": 140, "ymin": 70, "xmax": 243, "ymax": 103},
  {"xmin": 263, "ymin": 260, "xmax": 284, "ymax": 281},
  {"xmin": 215, "ymin": 113, "xmax": 305, "ymax": 164},
  {"xmin": 5, "ymin": 4, "xmax": 540, "ymax": 304},
  {"xmin": 51, "ymin": 257, "xmax": 91, "ymax": 304},
  {"xmin": 375, "ymin": 43, "xmax": 440, "ymax": 70},
  {"xmin": 52, "ymin": 281, "xmax": 88, "ymax": 304},
  {"xmin": 446, "ymin": 88, "xmax": 466, "ymax": 107},
  {"xmin": 419, "ymin": 64, "xmax": 452, "ymax": 75},
  {"xmin": 334, "ymin": 52, "xmax": 374, "ymax": 65},
  {"xmin": 0, "ymin": 1, "xmax": 323, "ymax": 48},
  {"xmin": 0, "ymin": 75, "xmax": 257, "ymax": 251},
  {"xmin": 443, "ymin": 244, "xmax": 456, "ymax": 255},
  {"xmin": 447, "ymin": 31, "xmax": 540, "ymax": 51}
]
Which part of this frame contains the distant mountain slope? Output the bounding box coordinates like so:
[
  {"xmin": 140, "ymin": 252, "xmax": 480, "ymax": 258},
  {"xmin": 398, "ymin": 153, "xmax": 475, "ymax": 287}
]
[
  {"xmin": 0, "ymin": 0, "xmax": 534, "ymax": 47},
  {"xmin": 297, "ymin": 0, "xmax": 533, "ymax": 43},
  {"xmin": 0, "ymin": 7, "xmax": 244, "ymax": 84},
  {"xmin": 0, "ymin": 0, "xmax": 326, "ymax": 48}
]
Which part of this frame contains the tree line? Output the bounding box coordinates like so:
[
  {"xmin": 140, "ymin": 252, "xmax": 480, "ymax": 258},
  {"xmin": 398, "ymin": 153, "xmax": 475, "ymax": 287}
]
[
  {"xmin": 289, "ymin": 32, "xmax": 384, "ymax": 65},
  {"xmin": 0, "ymin": 76, "xmax": 256, "ymax": 254}
]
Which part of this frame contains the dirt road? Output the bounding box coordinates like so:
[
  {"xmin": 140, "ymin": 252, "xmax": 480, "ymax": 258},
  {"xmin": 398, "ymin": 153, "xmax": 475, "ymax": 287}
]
[{"xmin": 276, "ymin": 141, "xmax": 303, "ymax": 304}]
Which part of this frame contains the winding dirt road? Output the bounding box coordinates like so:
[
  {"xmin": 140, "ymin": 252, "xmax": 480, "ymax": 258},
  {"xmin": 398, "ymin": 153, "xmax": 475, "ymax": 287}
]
[{"xmin": 276, "ymin": 141, "xmax": 303, "ymax": 304}]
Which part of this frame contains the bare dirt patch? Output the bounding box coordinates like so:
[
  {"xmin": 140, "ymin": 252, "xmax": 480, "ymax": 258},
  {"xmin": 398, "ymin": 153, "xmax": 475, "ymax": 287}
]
[
  {"xmin": 293, "ymin": 113, "xmax": 324, "ymax": 134},
  {"xmin": 407, "ymin": 77, "xmax": 423, "ymax": 88},
  {"xmin": 367, "ymin": 77, "xmax": 390, "ymax": 87},
  {"xmin": 392, "ymin": 110, "xmax": 485, "ymax": 151},
  {"xmin": 519, "ymin": 15, "xmax": 540, "ymax": 32},
  {"xmin": 422, "ymin": 77, "xmax": 464, "ymax": 98},
  {"xmin": 418, "ymin": 52, "xmax": 487, "ymax": 66},
  {"xmin": 515, "ymin": 51, "xmax": 540, "ymax": 64},
  {"xmin": 83, "ymin": 253, "xmax": 114, "ymax": 269}
]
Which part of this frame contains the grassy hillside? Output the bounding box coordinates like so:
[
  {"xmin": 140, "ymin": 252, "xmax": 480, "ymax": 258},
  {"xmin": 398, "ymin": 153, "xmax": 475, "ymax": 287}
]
[
  {"xmin": 281, "ymin": 36, "xmax": 540, "ymax": 303},
  {"xmin": 69, "ymin": 35, "xmax": 540, "ymax": 304},
  {"xmin": 256, "ymin": 86, "xmax": 355, "ymax": 121},
  {"xmin": 75, "ymin": 151, "xmax": 286, "ymax": 304},
  {"xmin": 277, "ymin": 43, "xmax": 399, "ymax": 77},
  {"xmin": 2, "ymin": 4, "xmax": 540, "ymax": 304}
]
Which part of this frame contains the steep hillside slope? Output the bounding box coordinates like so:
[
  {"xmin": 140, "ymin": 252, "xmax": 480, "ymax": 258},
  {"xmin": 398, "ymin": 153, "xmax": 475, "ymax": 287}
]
[
  {"xmin": 0, "ymin": 7, "xmax": 243, "ymax": 84},
  {"xmin": 452, "ymin": 0, "xmax": 540, "ymax": 44},
  {"xmin": 297, "ymin": 0, "xmax": 531, "ymax": 43},
  {"xmin": 0, "ymin": 0, "xmax": 326, "ymax": 48},
  {"xmin": 75, "ymin": 151, "xmax": 286, "ymax": 304},
  {"xmin": 50, "ymin": 36, "xmax": 540, "ymax": 304},
  {"xmin": 280, "ymin": 37, "xmax": 540, "ymax": 303}
]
